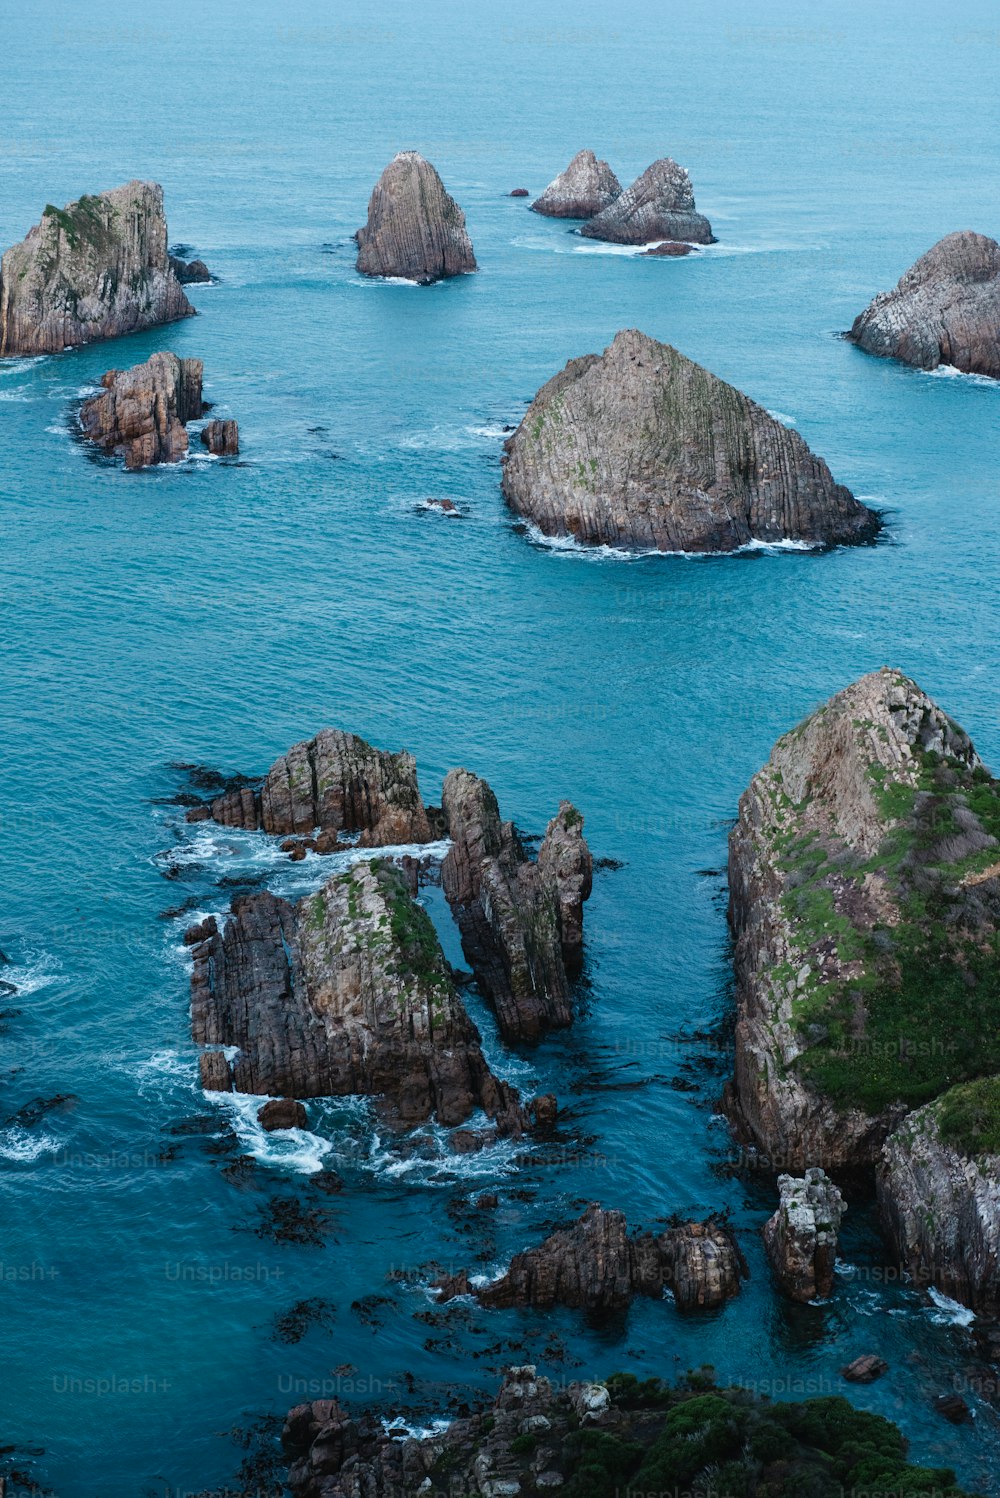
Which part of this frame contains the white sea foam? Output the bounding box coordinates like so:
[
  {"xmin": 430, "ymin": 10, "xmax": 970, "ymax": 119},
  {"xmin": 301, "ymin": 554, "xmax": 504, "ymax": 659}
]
[
  {"xmin": 765, "ymin": 409, "xmax": 798, "ymax": 426},
  {"xmin": 0, "ymin": 1127, "xmax": 60, "ymax": 1163},
  {"xmin": 927, "ymin": 1287, "xmax": 976, "ymax": 1326},
  {"xmin": 466, "ymin": 423, "xmax": 512, "ymax": 439},
  {"xmin": 520, "ymin": 521, "xmax": 820, "ymax": 561},
  {"xmin": 1, "ymin": 953, "xmax": 62, "ymax": 998},
  {"xmin": 924, "ymin": 364, "xmax": 999, "ymax": 388},
  {"xmin": 382, "ymin": 1416, "xmax": 452, "ymax": 1441},
  {"xmin": 205, "ymin": 1089, "xmax": 333, "ymax": 1174}
]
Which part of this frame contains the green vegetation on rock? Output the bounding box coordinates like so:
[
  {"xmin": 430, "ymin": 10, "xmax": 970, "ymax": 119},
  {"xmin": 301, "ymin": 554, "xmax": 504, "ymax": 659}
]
[{"xmin": 937, "ymin": 1075, "xmax": 1000, "ymax": 1158}]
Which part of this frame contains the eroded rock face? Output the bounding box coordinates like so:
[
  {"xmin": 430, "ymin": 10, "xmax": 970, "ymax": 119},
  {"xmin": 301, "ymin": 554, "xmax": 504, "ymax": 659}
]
[
  {"xmin": 80, "ymin": 352, "xmax": 204, "ymax": 469},
  {"xmin": 849, "ymin": 231, "xmax": 1000, "ymax": 378},
  {"xmin": 502, "ymin": 329, "xmax": 879, "ymax": 553},
  {"xmin": 169, "ymin": 254, "xmax": 213, "ymax": 284},
  {"xmin": 531, "ymin": 149, "xmax": 622, "ymax": 219},
  {"xmin": 581, "ymin": 157, "xmax": 714, "ymax": 244},
  {"xmin": 878, "ymin": 1092, "xmax": 1000, "ymax": 1316},
  {"xmin": 190, "ymin": 858, "xmax": 529, "ymax": 1135},
  {"xmin": 187, "ymin": 728, "xmax": 432, "ymax": 846},
  {"xmin": 355, "ymin": 152, "xmax": 476, "ymax": 284},
  {"xmin": 763, "ymin": 1169, "xmax": 845, "ymax": 1302},
  {"xmin": 441, "ymin": 769, "xmax": 591, "ymax": 1041},
  {"xmin": 200, "ymin": 418, "xmax": 239, "ymax": 456},
  {"xmin": 0, "ymin": 181, "xmax": 194, "ymax": 357},
  {"xmin": 437, "ymin": 1205, "xmax": 745, "ymax": 1313},
  {"xmin": 727, "ymin": 667, "xmax": 998, "ymax": 1174}
]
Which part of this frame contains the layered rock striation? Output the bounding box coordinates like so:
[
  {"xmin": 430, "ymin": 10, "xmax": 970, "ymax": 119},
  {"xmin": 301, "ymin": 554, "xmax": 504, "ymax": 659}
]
[
  {"xmin": 763, "ymin": 1168, "xmax": 846, "ymax": 1302},
  {"xmin": 581, "ymin": 157, "xmax": 714, "ymax": 245},
  {"xmin": 0, "ymin": 181, "xmax": 194, "ymax": 356},
  {"xmin": 441, "ymin": 771, "xmax": 592, "ymax": 1042},
  {"xmin": 190, "ymin": 858, "xmax": 529, "ymax": 1135},
  {"xmin": 355, "ymin": 152, "xmax": 476, "ymax": 283},
  {"xmin": 200, "ymin": 418, "xmax": 239, "ymax": 456},
  {"xmin": 728, "ymin": 666, "xmax": 1000, "ymax": 1310},
  {"xmin": 849, "ymin": 231, "xmax": 1000, "ymax": 378},
  {"xmin": 80, "ymin": 352, "xmax": 204, "ymax": 469},
  {"xmin": 187, "ymin": 728, "xmax": 432, "ymax": 847},
  {"xmin": 531, "ymin": 149, "xmax": 622, "ymax": 219},
  {"xmin": 502, "ymin": 329, "xmax": 880, "ymax": 553},
  {"xmin": 436, "ymin": 1204, "xmax": 745, "ymax": 1313}
]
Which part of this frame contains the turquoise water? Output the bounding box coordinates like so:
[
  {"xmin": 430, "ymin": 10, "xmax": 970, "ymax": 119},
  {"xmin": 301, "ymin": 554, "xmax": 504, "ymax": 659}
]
[{"xmin": 2, "ymin": 0, "xmax": 1000, "ymax": 1492}]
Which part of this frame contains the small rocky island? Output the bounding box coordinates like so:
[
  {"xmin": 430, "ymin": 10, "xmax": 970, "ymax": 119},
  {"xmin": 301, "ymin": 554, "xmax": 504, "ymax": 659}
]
[
  {"xmin": 728, "ymin": 667, "xmax": 1000, "ymax": 1312},
  {"xmin": 501, "ymin": 329, "xmax": 880, "ymax": 552},
  {"xmin": 0, "ymin": 181, "xmax": 195, "ymax": 357},
  {"xmin": 281, "ymin": 1365, "xmax": 975, "ymax": 1498},
  {"xmin": 530, "ymin": 149, "xmax": 622, "ymax": 218},
  {"xmin": 80, "ymin": 353, "xmax": 205, "ymax": 469},
  {"xmin": 580, "ymin": 157, "xmax": 714, "ymax": 245},
  {"xmin": 355, "ymin": 152, "xmax": 476, "ymax": 283},
  {"xmin": 849, "ymin": 230, "xmax": 1000, "ymax": 378}
]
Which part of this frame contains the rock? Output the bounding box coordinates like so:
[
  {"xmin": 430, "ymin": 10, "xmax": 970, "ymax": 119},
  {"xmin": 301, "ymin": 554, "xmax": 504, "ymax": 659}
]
[
  {"xmin": 440, "ymin": 769, "xmax": 591, "ymax": 1042},
  {"xmin": 199, "ymin": 1050, "xmax": 232, "ymax": 1091},
  {"xmin": 191, "ymin": 858, "xmax": 530, "ymax": 1135},
  {"xmin": 642, "ymin": 240, "xmax": 694, "ymax": 257},
  {"xmin": 187, "ymin": 727, "xmax": 432, "ymax": 846},
  {"xmin": 933, "ymin": 1392, "xmax": 972, "ymax": 1425},
  {"xmin": 258, "ymin": 1098, "xmax": 308, "ymax": 1131},
  {"xmin": 169, "ymin": 254, "xmax": 213, "ymax": 284},
  {"xmin": 80, "ymin": 352, "xmax": 204, "ymax": 469},
  {"xmin": 842, "ymin": 1355, "xmax": 888, "ymax": 1383},
  {"xmin": 878, "ymin": 1090, "xmax": 1000, "ymax": 1316},
  {"xmin": 580, "ymin": 157, "xmax": 714, "ymax": 245},
  {"xmin": 510, "ymin": 188, "xmax": 530, "ymax": 198},
  {"xmin": 200, "ymin": 418, "xmax": 239, "ymax": 455},
  {"xmin": 0, "ymin": 181, "xmax": 194, "ymax": 356},
  {"xmin": 476, "ymin": 1192, "xmax": 499, "ymax": 1210},
  {"xmin": 356, "ymin": 152, "xmax": 476, "ymax": 284},
  {"xmin": 530, "ymin": 150, "xmax": 622, "ymax": 219},
  {"xmin": 849, "ymin": 231, "xmax": 1000, "ymax": 377},
  {"xmin": 502, "ymin": 329, "xmax": 880, "ymax": 553},
  {"xmin": 763, "ymin": 1169, "xmax": 846, "ymax": 1302},
  {"xmin": 462, "ymin": 1204, "xmax": 744, "ymax": 1313},
  {"xmin": 727, "ymin": 667, "xmax": 1000, "ymax": 1177},
  {"xmin": 183, "ymin": 916, "xmax": 217, "ymax": 947}
]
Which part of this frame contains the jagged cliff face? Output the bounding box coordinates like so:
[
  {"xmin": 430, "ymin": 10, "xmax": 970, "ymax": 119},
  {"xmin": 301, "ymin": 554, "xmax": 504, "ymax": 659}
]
[
  {"xmin": 531, "ymin": 149, "xmax": 622, "ymax": 218},
  {"xmin": 190, "ymin": 858, "xmax": 528, "ymax": 1134},
  {"xmin": 580, "ymin": 157, "xmax": 714, "ymax": 244},
  {"xmin": 355, "ymin": 152, "xmax": 477, "ymax": 283},
  {"xmin": 441, "ymin": 769, "xmax": 591, "ymax": 1042},
  {"xmin": 79, "ymin": 352, "xmax": 203, "ymax": 469},
  {"xmin": 849, "ymin": 231, "xmax": 1000, "ymax": 377},
  {"xmin": 0, "ymin": 181, "xmax": 194, "ymax": 356},
  {"xmin": 501, "ymin": 329, "xmax": 880, "ymax": 553},
  {"xmin": 189, "ymin": 728, "xmax": 432, "ymax": 846},
  {"xmin": 727, "ymin": 667, "xmax": 1000, "ymax": 1171}
]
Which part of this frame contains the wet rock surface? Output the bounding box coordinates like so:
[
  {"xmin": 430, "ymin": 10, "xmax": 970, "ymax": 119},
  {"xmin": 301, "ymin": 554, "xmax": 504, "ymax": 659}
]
[
  {"xmin": 531, "ymin": 149, "xmax": 622, "ymax": 219},
  {"xmin": 355, "ymin": 152, "xmax": 476, "ymax": 283},
  {"xmin": 441, "ymin": 770, "xmax": 591, "ymax": 1042},
  {"xmin": 849, "ymin": 230, "xmax": 1000, "ymax": 377},
  {"xmin": 502, "ymin": 328, "xmax": 879, "ymax": 552},
  {"xmin": 580, "ymin": 156, "xmax": 714, "ymax": 244},
  {"xmin": 763, "ymin": 1168, "xmax": 846, "ymax": 1302},
  {"xmin": 0, "ymin": 180, "xmax": 194, "ymax": 356},
  {"xmin": 200, "ymin": 418, "xmax": 239, "ymax": 455},
  {"xmin": 80, "ymin": 352, "xmax": 204, "ymax": 469}
]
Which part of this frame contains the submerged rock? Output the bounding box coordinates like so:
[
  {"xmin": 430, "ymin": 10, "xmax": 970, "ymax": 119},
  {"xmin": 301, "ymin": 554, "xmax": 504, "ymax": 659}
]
[
  {"xmin": 763, "ymin": 1169, "xmax": 846, "ymax": 1302},
  {"xmin": 437, "ymin": 1204, "xmax": 745, "ymax": 1312},
  {"xmin": 258, "ymin": 1098, "xmax": 308, "ymax": 1132},
  {"xmin": 80, "ymin": 352, "xmax": 204, "ymax": 469},
  {"xmin": 849, "ymin": 231, "xmax": 1000, "ymax": 378},
  {"xmin": 0, "ymin": 181, "xmax": 194, "ymax": 356},
  {"xmin": 200, "ymin": 418, "xmax": 239, "ymax": 456},
  {"xmin": 441, "ymin": 769, "xmax": 591, "ymax": 1042},
  {"xmin": 509, "ymin": 187, "xmax": 529, "ymax": 197},
  {"xmin": 842, "ymin": 1354, "xmax": 889, "ymax": 1383},
  {"xmin": 580, "ymin": 157, "xmax": 713, "ymax": 245},
  {"xmin": 502, "ymin": 329, "xmax": 880, "ymax": 552},
  {"xmin": 531, "ymin": 149, "xmax": 622, "ymax": 219},
  {"xmin": 642, "ymin": 240, "xmax": 694, "ymax": 257},
  {"xmin": 190, "ymin": 858, "xmax": 530, "ymax": 1135},
  {"xmin": 186, "ymin": 728, "xmax": 432, "ymax": 846},
  {"xmin": 355, "ymin": 152, "xmax": 476, "ymax": 284}
]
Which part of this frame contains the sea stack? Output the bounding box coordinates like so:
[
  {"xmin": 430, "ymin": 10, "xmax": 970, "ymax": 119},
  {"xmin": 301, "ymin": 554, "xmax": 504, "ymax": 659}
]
[
  {"xmin": 355, "ymin": 152, "xmax": 476, "ymax": 284},
  {"xmin": 728, "ymin": 667, "xmax": 1000, "ymax": 1311},
  {"xmin": 502, "ymin": 329, "xmax": 879, "ymax": 552},
  {"xmin": 200, "ymin": 419, "xmax": 239, "ymax": 456},
  {"xmin": 763, "ymin": 1170, "xmax": 846, "ymax": 1302},
  {"xmin": 849, "ymin": 231, "xmax": 1000, "ymax": 378},
  {"xmin": 0, "ymin": 181, "xmax": 194, "ymax": 357},
  {"xmin": 80, "ymin": 352, "xmax": 204, "ymax": 469},
  {"xmin": 531, "ymin": 150, "xmax": 622, "ymax": 219},
  {"xmin": 580, "ymin": 158, "xmax": 714, "ymax": 245}
]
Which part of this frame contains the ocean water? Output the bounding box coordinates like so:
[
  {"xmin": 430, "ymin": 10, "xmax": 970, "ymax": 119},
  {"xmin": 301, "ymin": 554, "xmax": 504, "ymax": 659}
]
[{"xmin": 2, "ymin": 0, "xmax": 1000, "ymax": 1493}]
